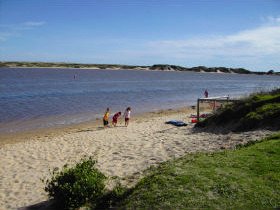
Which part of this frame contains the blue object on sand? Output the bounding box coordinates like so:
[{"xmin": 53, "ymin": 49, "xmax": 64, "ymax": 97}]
[{"xmin": 165, "ymin": 121, "xmax": 188, "ymax": 126}]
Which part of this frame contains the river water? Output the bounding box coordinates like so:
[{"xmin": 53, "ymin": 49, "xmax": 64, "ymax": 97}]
[{"xmin": 1, "ymin": 68, "xmax": 279, "ymax": 133}]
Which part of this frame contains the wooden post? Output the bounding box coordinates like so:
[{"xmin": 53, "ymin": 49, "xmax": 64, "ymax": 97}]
[
  {"xmin": 214, "ymin": 100, "xmax": 216, "ymax": 111},
  {"xmin": 197, "ymin": 99, "xmax": 200, "ymax": 122}
]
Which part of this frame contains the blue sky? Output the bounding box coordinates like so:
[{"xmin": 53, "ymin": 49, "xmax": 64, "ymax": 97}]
[{"xmin": 1, "ymin": 0, "xmax": 280, "ymax": 71}]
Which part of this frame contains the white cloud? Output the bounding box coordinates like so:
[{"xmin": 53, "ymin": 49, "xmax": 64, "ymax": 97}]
[
  {"xmin": 266, "ymin": 15, "xmax": 280, "ymax": 24},
  {"xmin": 107, "ymin": 16, "xmax": 279, "ymax": 70},
  {"xmin": 0, "ymin": 21, "xmax": 46, "ymax": 41},
  {"xmin": 24, "ymin": 21, "xmax": 46, "ymax": 26},
  {"xmin": 145, "ymin": 16, "xmax": 280, "ymax": 60}
]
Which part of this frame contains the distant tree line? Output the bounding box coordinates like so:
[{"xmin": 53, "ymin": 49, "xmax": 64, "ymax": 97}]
[
  {"xmin": 149, "ymin": 64, "xmax": 279, "ymax": 75},
  {"xmin": 0, "ymin": 61, "xmax": 279, "ymax": 75}
]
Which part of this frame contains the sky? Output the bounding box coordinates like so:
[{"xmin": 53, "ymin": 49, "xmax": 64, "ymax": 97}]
[{"xmin": 0, "ymin": 0, "xmax": 280, "ymax": 72}]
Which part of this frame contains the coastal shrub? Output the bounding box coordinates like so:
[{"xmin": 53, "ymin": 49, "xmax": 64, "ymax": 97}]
[
  {"xmin": 245, "ymin": 112, "xmax": 262, "ymax": 120},
  {"xmin": 238, "ymin": 103, "xmax": 280, "ymax": 131},
  {"xmin": 251, "ymin": 94, "xmax": 280, "ymax": 102},
  {"xmin": 43, "ymin": 156, "xmax": 107, "ymax": 209},
  {"xmin": 196, "ymin": 89, "xmax": 280, "ymax": 131},
  {"xmin": 256, "ymin": 103, "xmax": 280, "ymax": 114},
  {"xmin": 251, "ymin": 94, "xmax": 262, "ymax": 101}
]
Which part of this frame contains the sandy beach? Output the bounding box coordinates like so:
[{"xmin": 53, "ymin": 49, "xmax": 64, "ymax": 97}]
[{"xmin": 0, "ymin": 106, "xmax": 275, "ymax": 209}]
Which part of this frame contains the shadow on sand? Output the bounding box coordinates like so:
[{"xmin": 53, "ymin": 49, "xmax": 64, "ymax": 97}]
[{"xmin": 18, "ymin": 200, "xmax": 58, "ymax": 210}]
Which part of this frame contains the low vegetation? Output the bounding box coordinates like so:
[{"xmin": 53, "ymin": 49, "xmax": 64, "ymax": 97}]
[
  {"xmin": 0, "ymin": 61, "xmax": 143, "ymax": 70},
  {"xmin": 42, "ymin": 157, "xmax": 107, "ymax": 209},
  {"xmin": 196, "ymin": 89, "xmax": 280, "ymax": 131},
  {"xmin": 1, "ymin": 61, "xmax": 279, "ymax": 75}
]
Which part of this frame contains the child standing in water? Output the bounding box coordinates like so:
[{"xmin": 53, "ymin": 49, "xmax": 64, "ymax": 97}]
[
  {"xmin": 112, "ymin": 112, "xmax": 121, "ymax": 127},
  {"xmin": 124, "ymin": 107, "xmax": 132, "ymax": 127},
  {"xmin": 103, "ymin": 108, "xmax": 110, "ymax": 128}
]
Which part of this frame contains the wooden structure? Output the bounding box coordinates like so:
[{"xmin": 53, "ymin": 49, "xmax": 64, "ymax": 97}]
[{"xmin": 197, "ymin": 96, "xmax": 239, "ymax": 121}]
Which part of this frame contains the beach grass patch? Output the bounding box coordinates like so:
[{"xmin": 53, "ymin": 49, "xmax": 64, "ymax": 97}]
[
  {"xmin": 256, "ymin": 103, "xmax": 280, "ymax": 116},
  {"xmin": 251, "ymin": 93, "xmax": 280, "ymax": 102}
]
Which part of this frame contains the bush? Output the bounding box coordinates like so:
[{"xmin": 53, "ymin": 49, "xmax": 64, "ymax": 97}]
[
  {"xmin": 42, "ymin": 156, "xmax": 107, "ymax": 209},
  {"xmin": 256, "ymin": 103, "xmax": 280, "ymax": 114},
  {"xmin": 245, "ymin": 112, "xmax": 262, "ymax": 120}
]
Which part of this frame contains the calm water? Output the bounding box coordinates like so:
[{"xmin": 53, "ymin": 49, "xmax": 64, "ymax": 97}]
[{"xmin": 1, "ymin": 68, "xmax": 280, "ymax": 133}]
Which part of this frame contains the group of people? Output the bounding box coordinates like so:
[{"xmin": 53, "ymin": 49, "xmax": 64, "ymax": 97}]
[{"xmin": 103, "ymin": 107, "xmax": 132, "ymax": 128}]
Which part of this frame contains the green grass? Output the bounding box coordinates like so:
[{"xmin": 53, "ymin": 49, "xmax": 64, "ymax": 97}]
[{"xmin": 111, "ymin": 132, "xmax": 280, "ymax": 209}]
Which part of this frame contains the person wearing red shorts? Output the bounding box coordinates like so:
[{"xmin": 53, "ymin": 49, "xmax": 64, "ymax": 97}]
[{"xmin": 112, "ymin": 112, "xmax": 121, "ymax": 127}]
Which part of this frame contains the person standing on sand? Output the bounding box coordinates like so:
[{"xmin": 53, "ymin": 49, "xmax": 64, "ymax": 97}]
[
  {"xmin": 204, "ymin": 89, "xmax": 209, "ymax": 98},
  {"xmin": 124, "ymin": 107, "xmax": 132, "ymax": 127},
  {"xmin": 112, "ymin": 112, "xmax": 121, "ymax": 127},
  {"xmin": 103, "ymin": 108, "xmax": 110, "ymax": 128}
]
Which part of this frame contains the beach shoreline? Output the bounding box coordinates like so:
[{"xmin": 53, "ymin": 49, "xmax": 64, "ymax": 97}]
[
  {"xmin": 0, "ymin": 105, "xmax": 208, "ymax": 148},
  {"xmin": 0, "ymin": 104, "xmax": 275, "ymax": 209}
]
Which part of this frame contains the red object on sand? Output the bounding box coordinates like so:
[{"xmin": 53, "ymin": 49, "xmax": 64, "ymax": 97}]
[{"xmin": 191, "ymin": 119, "xmax": 197, "ymax": 123}]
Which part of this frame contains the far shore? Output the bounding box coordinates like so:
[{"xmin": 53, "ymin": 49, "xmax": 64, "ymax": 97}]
[
  {"xmin": 6, "ymin": 66, "xmax": 236, "ymax": 74},
  {"xmin": 2, "ymin": 61, "xmax": 278, "ymax": 75}
]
